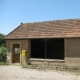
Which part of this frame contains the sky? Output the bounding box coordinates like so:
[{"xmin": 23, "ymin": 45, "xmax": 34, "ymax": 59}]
[{"xmin": 0, "ymin": 0, "xmax": 80, "ymax": 35}]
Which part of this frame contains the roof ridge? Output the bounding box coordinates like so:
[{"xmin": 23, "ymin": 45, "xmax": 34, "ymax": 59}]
[{"xmin": 23, "ymin": 18, "xmax": 80, "ymax": 24}]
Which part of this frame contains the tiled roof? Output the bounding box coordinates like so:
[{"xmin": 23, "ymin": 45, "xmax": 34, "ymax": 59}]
[{"xmin": 4, "ymin": 19, "xmax": 80, "ymax": 39}]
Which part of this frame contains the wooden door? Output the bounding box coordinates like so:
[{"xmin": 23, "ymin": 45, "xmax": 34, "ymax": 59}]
[{"xmin": 13, "ymin": 44, "xmax": 20, "ymax": 63}]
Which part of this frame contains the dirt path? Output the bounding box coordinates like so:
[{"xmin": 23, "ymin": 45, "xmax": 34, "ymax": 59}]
[{"xmin": 0, "ymin": 65, "xmax": 80, "ymax": 80}]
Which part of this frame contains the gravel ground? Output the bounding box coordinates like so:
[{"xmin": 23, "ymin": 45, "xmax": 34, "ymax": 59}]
[{"xmin": 0, "ymin": 65, "xmax": 80, "ymax": 80}]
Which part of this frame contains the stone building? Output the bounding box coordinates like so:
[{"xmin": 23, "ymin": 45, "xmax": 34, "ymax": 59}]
[{"xmin": 4, "ymin": 19, "xmax": 80, "ymax": 66}]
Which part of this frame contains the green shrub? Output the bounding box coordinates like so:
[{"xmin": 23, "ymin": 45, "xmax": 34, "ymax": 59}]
[
  {"xmin": 0, "ymin": 46, "xmax": 6, "ymax": 56},
  {"xmin": 0, "ymin": 46, "xmax": 7, "ymax": 62},
  {"xmin": 0, "ymin": 61, "xmax": 6, "ymax": 65}
]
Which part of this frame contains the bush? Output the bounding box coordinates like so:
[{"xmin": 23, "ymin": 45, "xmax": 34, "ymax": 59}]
[
  {"xmin": 0, "ymin": 46, "xmax": 7, "ymax": 62},
  {"xmin": 0, "ymin": 61, "xmax": 6, "ymax": 65}
]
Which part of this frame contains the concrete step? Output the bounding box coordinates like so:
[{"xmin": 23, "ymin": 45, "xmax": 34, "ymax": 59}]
[{"xmin": 30, "ymin": 58, "xmax": 65, "ymax": 66}]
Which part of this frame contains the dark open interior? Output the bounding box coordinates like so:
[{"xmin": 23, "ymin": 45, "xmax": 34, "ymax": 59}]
[
  {"xmin": 31, "ymin": 38, "xmax": 64, "ymax": 59},
  {"xmin": 31, "ymin": 39, "xmax": 45, "ymax": 58}
]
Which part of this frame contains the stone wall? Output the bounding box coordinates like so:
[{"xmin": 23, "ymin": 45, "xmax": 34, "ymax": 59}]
[
  {"xmin": 6, "ymin": 39, "xmax": 31, "ymax": 64},
  {"xmin": 6, "ymin": 38, "xmax": 80, "ymax": 66},
  {"xmin": 65, "ymin": 38, "xmax": 80, "ymax": 66}
]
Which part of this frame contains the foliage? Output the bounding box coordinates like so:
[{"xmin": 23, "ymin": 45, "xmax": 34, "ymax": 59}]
[
  {"xmin": 0, "ymin": 33, "xmax": 6, "ymax": 47},
  {"xmin": 0, "ymin": 33, "xmax": 6, "ymax": 62},
  {"xmin": 0, "ymin": 61, "xmax": 6, "ymax": 65},
  {"xmin": 0, "ymin": 46, "xmax": 7, "ymax": 62},
  {"xmin": 0, "ymin": 46, "xmax": 6, "ymax": 56}
]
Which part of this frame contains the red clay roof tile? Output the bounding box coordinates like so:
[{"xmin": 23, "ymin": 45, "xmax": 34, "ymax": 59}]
[{"xmin": 4, "ymin": 19, "xmax": 80, "ymax": 39}]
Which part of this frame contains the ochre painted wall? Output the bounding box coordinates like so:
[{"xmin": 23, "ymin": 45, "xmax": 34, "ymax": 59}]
[
  {"xmin": 65, "ymin": 38, "xmax": 80, "ymax": 66},
  {"xmin": 6, "ymin": 39, "xmax": 31, "ymax": 64},
  {"xmin": 6, "ymin": 38, "xmax": 80, "ymax": 66}
]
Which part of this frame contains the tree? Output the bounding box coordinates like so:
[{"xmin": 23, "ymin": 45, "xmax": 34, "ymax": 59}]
[
  {"xmin": 0, "ymin": 33, "xmax": 6, "ymax": 47},
  {"xmin": 0, "ymin": 33, "xmax": 6, "ymax": 62}
]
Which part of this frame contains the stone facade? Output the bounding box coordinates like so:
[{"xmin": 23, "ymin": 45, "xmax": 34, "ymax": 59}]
[
  {"xmin": 65, "ymin": 38, "xmax": 80, "ymax": 66},
  {"xmin": 6, "ymin": 39, "xmax": 31, "ymax": 65},
  {"xmin": 6, "ymin": 38, "xmax": 80, "ymax": 66}
]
